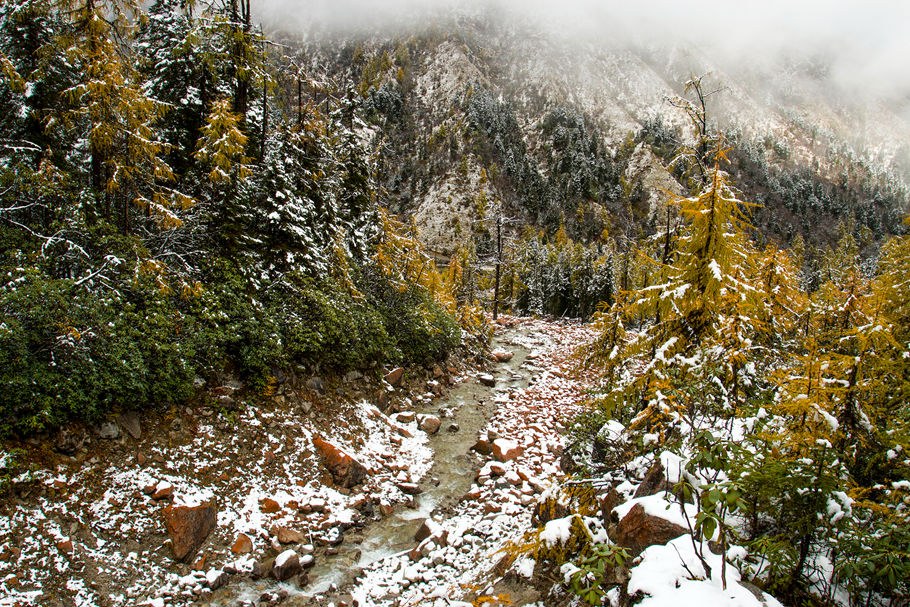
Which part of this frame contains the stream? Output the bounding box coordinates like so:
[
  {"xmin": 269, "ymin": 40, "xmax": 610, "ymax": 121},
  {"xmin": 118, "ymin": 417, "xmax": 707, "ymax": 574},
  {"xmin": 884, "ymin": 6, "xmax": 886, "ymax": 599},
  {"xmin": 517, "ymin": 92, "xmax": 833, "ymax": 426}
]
[{"xmin": 225, "ymin": 327, "xmax": 531, "ymax": 605}]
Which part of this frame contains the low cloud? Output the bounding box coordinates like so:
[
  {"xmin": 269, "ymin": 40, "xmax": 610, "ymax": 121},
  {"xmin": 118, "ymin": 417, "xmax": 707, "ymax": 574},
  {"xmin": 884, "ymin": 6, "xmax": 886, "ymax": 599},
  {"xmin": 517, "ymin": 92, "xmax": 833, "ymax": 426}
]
[{"xmin": 256, "ymin": 0, "xmax": 910, "ymax": 102}]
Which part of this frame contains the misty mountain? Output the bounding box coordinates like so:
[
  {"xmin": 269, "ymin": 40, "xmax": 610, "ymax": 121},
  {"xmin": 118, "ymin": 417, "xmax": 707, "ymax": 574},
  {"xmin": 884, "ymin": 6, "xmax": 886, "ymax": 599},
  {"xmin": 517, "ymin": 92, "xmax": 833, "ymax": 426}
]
[{"xmin": 266, "ymin": 5, "xmax": 910, "ymax": 257}]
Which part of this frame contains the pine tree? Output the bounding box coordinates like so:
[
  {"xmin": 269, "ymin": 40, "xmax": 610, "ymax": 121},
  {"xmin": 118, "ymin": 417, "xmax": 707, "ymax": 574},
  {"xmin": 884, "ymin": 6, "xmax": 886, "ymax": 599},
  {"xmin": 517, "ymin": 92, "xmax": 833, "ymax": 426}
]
[
  {"xmin": 194, "ymin": 96, "xmax": 251, "ymax": 255},
  {"xmin": 58, "ymin": 0, "xmax": 187, "ymax": 230},
  {"xmin": 245, "ymin": 124, "xmax": 332, "ymax": 275}
]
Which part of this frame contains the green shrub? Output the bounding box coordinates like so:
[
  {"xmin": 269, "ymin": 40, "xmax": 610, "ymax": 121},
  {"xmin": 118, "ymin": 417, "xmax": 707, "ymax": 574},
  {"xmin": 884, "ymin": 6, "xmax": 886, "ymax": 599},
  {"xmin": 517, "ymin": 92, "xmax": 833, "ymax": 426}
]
[{"xmin": 0, "ymin": 268, "xmax": 195, "ymax": 435}]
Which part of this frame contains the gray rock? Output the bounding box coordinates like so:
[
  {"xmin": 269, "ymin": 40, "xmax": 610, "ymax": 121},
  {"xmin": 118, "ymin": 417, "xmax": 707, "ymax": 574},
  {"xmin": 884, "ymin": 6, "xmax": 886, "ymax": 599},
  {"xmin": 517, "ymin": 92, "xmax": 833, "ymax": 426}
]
[
  {"xmin": 98, "ymin": 422, "xmax": 119, "ymax": 440},
  {"xmin": 270, "ymin": 550, "xmax": 301, "ymax": 582},
  {"xmin": 343, "ymin": 370, "xmax": 363, "ymax": 383},
  {"xmin": 55, "ymin": 428, "xmax": 85, "ymax": 454},
  {"xmin": 306, "ymin": 377, "xmax": 326, "ymax": 394},
  {"xmin": 117, "ymin": 411, "xmax": 141, "ymax": 439}
]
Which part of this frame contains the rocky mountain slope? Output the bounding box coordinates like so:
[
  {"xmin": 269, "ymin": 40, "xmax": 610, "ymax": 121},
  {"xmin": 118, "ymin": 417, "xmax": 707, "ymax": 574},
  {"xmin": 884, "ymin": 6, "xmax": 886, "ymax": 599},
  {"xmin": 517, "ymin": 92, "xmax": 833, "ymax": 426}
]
[{"xmin": 272, "ymin": 7, "xmax": 910, "ymax": 256}]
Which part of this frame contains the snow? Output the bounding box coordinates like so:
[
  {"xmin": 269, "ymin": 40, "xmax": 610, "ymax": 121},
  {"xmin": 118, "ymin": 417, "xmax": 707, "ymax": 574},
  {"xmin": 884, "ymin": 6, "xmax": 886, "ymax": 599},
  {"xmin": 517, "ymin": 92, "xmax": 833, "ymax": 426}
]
[
  {"xmin": 275, "ymin": 549, "xmax": 297, "ymax": 568},
  {"xmin": 539, "ymin": 516, "xmax": 576, "ymax": 548},
  {"xmin": 659, "ymin": 451, "xmax": 686, "ymax": 484},
  {"xmin": 628, "ymin": 536, "xmax": 783, "ymax": 607}
]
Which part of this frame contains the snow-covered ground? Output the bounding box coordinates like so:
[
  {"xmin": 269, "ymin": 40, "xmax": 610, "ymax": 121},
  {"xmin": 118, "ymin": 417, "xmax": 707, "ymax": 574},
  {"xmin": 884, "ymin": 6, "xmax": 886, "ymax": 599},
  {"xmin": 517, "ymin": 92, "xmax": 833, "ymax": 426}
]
[{"xmin": 1, "ymin": 317, "xmax": 789, "ymax": 607}]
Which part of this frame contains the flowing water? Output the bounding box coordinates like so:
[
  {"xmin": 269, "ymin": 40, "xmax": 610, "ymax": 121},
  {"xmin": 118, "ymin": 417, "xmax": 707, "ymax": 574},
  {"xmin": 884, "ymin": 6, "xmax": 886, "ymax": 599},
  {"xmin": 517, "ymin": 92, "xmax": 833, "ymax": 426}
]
[{"xmin": 219, "ymin": 327, "xmax": 531, "ymax": 605}]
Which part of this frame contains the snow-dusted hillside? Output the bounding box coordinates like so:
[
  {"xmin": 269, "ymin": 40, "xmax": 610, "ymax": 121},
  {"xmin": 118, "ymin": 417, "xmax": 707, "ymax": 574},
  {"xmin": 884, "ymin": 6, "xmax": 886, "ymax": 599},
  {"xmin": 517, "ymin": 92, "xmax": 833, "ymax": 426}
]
[{"xmin": 274, "ymin": 10, "xmax": 909, "ymax": 254}]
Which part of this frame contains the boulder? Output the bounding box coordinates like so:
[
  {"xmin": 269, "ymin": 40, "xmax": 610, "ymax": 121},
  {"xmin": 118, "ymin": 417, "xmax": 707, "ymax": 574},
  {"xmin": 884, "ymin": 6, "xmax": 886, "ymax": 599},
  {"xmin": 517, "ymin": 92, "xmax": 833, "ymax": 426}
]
[
  {"xmin": 305, "ymin": 498, "xmax": 327, "ymax": 513},
  {"xmin": 491, "ymin": 350, "xmax": 514, "ymax": 363},
  {"xmin": 275, "ymin": 527, "xmax": 306, "ymax": 545},
  {"xmin": 312, "ymin": 437, "xmax": 368, "ymax": 488},
  {"xmin": 492, "ymin": 439, "xmax": 522, "ymax": 462},
  {"xmin": 477, "ymin": 373, "xmax": 496, "ymax": 387},
  {"xmin": 414, "ymin": 519, "xmax": 447, "ymax": 544},
  {"xmin": 260, "ymin": 498, "xmax": 281, "ymax": 513},
  {"xmin": 306, "ymin": 377, "xmax": 326, "ymax": 394},
  {"xmin": 384, "ymin": 367, "xmax": 405, "ymax": 387},
  {"xmin": 118, "ymin": 411, "xmax": 141, "ymax": 439},
  {"xmin": 271, "ymin": 550, "xmax": 301, "ymax": 582},
  {"xmin": 162, "ymin": 500, "xmax": 217, "ymax": 561},
  {"xmin": 252, "ymin": 558, "xmax": 273, "ymax": 579},
  {"xmin": 395, "ymin": 411, "xmax": 416, "ymax": 424},
  {"xmin": 205, "ymin": 569, "xmax": 228, "ymax": 590},
  {"xmin": 98, "ymin": 422, "xmax": 120, "ymax": 440},
  {"xmin": 396, "ymin": 482, "xmax": 422, "ymax": 495},
  {"xmin": 151, "ymin": 482, "xmax": 174, "ymax": 501},
  {"xmin": 54, "ymin": 428, "xmax": 86, "ymax": 455},
  {"xmin": 471, "ymin": 439, "xmax": 493, "ymax": 455},
  {"xmin": 418, "ymin": 415, "xmax": 441, "ymax": 435},
  {"xmin": 230, "ymin": 533, "xmax": 253, "ymax": 554},
  {"xmin": 633, "ymin": 460, "xmax": 671, "ymax": 498},
  {"xmin": 613, "ymin": 503, "xmax": 686, "ymax": 557},
  {"xmin": 600, "ymin": 488, "xmax": 623, "ymax": 524},
  {"xmin": 56, "ymin": 539, "xmax": 74, "ymax": 554}
]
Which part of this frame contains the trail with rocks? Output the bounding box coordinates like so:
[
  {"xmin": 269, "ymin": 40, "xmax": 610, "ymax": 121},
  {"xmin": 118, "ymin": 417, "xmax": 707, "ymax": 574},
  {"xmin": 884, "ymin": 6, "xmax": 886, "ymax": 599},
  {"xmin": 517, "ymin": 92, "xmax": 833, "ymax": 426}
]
[
  {"xmin": 0, "ymin": 318, "xmax": 597, "ymax": 607},
  {"xmin": 337, "ymin": 318, "xmax": 597, "ymax": 607}
]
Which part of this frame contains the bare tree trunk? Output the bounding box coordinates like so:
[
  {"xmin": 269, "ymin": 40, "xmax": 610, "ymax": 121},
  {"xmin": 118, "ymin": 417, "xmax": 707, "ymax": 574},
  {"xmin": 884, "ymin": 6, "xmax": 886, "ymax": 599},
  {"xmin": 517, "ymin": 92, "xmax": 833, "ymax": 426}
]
[
  {"xmin": 493, "ymin": 214, "xmax": 502, "ymax": 320},
  {"xmin": 260, "ymin": 79, "xmax": 267, "ymax": 161}
]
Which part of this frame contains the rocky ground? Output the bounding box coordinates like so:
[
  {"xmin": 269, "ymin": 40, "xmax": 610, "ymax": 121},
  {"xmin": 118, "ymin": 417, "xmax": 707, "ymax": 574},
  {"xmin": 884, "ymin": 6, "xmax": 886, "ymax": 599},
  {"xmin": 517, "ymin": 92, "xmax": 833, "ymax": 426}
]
[
  {"xmin": 0, "ymin": 317, "xmax": 598, "ymax": 607},
  {"xmin": 1, "ymin": 316, "xmax": 785, "ymax": 607}
]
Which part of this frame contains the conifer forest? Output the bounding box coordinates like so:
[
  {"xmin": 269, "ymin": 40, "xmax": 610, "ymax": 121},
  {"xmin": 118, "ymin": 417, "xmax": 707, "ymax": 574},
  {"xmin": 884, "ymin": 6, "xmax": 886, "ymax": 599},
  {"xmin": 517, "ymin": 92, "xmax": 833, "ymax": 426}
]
[{"xmin": 0, "ymin": 2, "xmax": 908, "ymax": 606}]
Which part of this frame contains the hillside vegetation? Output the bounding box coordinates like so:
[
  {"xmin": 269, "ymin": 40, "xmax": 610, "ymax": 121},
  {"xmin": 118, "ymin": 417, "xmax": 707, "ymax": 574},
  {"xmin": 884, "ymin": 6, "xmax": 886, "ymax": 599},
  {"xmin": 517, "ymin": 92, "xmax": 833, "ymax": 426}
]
[{"xmin": 1, "ymin": 2, "xmax": 909, "ymax": 606}]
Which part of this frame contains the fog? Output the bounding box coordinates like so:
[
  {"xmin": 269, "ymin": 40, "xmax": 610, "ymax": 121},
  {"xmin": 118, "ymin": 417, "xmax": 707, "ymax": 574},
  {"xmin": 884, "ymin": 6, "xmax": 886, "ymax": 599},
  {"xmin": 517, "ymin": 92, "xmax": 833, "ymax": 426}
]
[{"xmin": 255, "ymin": 0, "xmax": 910, "ymax": 103}]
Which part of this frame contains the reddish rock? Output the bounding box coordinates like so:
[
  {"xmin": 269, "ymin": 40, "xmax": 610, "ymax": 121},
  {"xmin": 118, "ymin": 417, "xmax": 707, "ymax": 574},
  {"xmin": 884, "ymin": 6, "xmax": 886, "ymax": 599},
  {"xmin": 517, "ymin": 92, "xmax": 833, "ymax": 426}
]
[
  {"xmin": 492, "ymin": 350, "xmax": 514, "ymax": 363},
  {"xmin": 260, "ymin": 498, "xmax": 281, "ymax": 514},
  {"xmin": 193, "ymin": 555, "xmax": 207, "ymax": 571},
  {"xmin": 418, "ymin": 415, "xmax": 441, "ymax": 435},
  {"xmin": 384, "ymin": 367, "xmax": 405, "ymax": 387},
  {"xmin": 306, "ymin": 498, "xmax": 327, "ymax": 513},
  {"xmin": 613, "ymin": 503, "xmax": 687, "ymax": 557},
  {"xmin": 395, "ymin": 411, "xmax": 416, "ymax": 424},
  {"xmin": 601, "ymin": 488, "xmax": 623, "ymax": 524},
  {"xmin": 396, "ymin": 482, "xmax": 422, "ymax": 495},
  {"xmin": 231, "ymin": 533, "xmax": 253, "ymax": 554},
  {"xmin": 313, "ymin": 437, "xmax": 368, "ymax": 488},
  {"xmin": 152, "ymin": 483, "xmax": 174, "ymax": 501},
  {"xmin": 492, "ymin": 439, "xmax": 523, "ymax": 462},
  {"xmin": 142, "ymin": 483, "xmax": 157, "ymax": 496},
  {"xmin": 137, "ymin": 452, "xmax": 147, "ymax": 466},
  {"xmin": 162, "ymin": 501, "xmax": 217, "ymax": 562},
  {"xmin": 471, "ymin": 439, "xmax": 493, "ymax": 455},
  {"xmin": 56, "ymin": 540, "xmax": 74, "ymax": 554},
  {"xmin": 414, "ymin": 519, "xmax": 447, "ymax": 544},
  {"xmin": 275, "ymin": 527, "xmax": 307, "ymax": 545}
]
